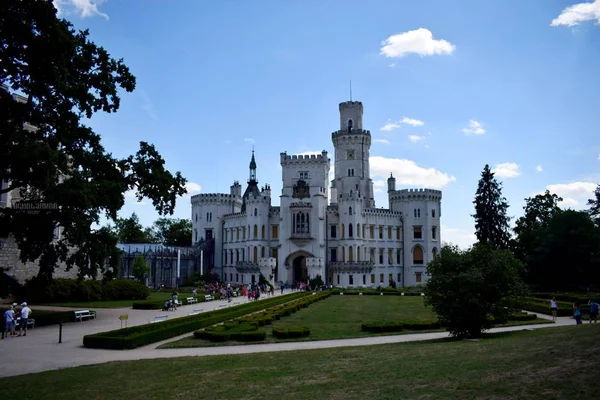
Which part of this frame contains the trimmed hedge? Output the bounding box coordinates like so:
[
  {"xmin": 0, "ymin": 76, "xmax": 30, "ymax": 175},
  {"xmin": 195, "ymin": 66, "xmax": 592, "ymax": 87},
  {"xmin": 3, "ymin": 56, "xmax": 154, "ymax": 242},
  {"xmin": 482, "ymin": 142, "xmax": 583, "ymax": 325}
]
[
  {"xmin": 83, "ymin": 292, "xmax": 310, "ymax": 349},
  {"xmin": 32, "ymin": 310, "xmax": 81, "ymax": 326},
  {"xmin": 23, "ymin": 278, "xmax": 149, "ymax": 303},
  {"xmin": 362, "ymin": 320, "xmax": 440, "ymax": 333},
  {"xmin": 272, "ymin": 326, "xmax": 310, "ymax": 338}
]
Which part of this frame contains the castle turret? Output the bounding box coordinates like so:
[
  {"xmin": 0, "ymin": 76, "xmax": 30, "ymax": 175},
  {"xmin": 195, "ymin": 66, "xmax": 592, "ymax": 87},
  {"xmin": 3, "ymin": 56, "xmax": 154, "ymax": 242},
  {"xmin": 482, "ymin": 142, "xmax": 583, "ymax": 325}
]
[
  {"xmin": 387, "ymin": 173, "xmax": 396, "ymax": 193},
  {"xmin": 242, "ymin": 150, "xmax": 260, "ymax": 213},
  {"xmin": 230, "ymin": 181, "xmax": 242, "ymax": 197}
]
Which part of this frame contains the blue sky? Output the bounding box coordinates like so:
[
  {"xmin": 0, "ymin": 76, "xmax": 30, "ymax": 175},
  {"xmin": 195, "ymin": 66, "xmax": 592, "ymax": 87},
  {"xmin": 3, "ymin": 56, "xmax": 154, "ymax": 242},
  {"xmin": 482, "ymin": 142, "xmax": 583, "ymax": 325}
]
[{"xmin": 54, "ymin": 0, "xmax": 600, "ymax": 249}]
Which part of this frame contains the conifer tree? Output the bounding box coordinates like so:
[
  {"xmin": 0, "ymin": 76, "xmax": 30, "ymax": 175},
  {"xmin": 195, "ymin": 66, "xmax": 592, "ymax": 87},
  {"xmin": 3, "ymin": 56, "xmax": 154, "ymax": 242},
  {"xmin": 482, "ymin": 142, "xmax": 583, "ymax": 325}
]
[{"xmin": 472, "ymin": 164, "xmax": 511, "ymax": 248}]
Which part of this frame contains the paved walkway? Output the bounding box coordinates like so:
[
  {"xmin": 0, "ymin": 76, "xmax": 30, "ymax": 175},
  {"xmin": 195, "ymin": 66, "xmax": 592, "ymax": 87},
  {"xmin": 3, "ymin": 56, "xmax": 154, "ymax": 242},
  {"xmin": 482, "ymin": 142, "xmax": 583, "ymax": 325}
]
[{"xmin": 0, "ymin": 296, "xmax": 576, "ymax": 378}]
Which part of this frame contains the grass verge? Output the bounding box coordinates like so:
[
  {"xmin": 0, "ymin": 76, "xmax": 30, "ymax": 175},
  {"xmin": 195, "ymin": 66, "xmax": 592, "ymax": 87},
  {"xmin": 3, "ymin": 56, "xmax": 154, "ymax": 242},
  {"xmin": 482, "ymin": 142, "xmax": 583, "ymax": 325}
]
[
  {"xmin": 3, "ymin": 325, "xmax": 599, "ymax": 399},
  {"xmin": 160, "ymin": 295, "xmax": 551, "ymax": 348}
]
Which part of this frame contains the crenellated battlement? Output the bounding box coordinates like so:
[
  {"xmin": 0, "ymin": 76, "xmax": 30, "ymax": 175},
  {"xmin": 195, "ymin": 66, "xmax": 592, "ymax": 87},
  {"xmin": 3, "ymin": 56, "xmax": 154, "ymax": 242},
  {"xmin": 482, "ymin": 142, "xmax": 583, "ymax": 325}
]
[
  {"xmin": 331, "ymin": 129, "xmax": 371, "ymax": 139},
  {"xmin": 244, "ymin": 193, "xmax": 271, "ymax": 204},
  {"xmin": 389, "ymin": 188, "xmax": 442, "ymax": 202},
  {"xmin": 363, "ymin": 208, "xmax": 403, "ymax": 217},
  {"xmin": 280, "ymin": 151, "xmax": 329, "ymax": 165},
  {"xmin": 339, "ymin": 101, "xmax": 363, "ymax": 111},
  {"xmin": 191, "ymin": 193, "xmax": 242, "ymax": 206}
]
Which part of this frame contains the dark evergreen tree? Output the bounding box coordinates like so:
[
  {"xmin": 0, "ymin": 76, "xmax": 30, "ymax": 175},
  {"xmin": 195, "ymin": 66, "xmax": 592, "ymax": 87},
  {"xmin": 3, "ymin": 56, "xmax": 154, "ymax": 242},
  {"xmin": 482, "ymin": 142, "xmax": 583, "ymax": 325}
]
[
  {"xmin": 472, "ymin": 164, "xmax": 511, "ymax": 249},
  {"xmin": 588, "ymin": 184, "xmax": 600, "ymax": 228}
]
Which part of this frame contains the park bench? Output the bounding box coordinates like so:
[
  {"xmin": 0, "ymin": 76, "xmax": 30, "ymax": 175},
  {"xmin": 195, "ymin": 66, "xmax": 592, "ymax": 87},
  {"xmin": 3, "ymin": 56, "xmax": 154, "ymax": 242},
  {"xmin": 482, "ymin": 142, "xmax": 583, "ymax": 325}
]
[
  {"xmin": 186, "ymin": 297, "xmax": 198, "ymax": 304},
  {"xmin": 174, "ymin": 300, "xmax": 182, "ymax": 307},
  {"xmin": 74, "ymin": 310, "xmax": 96, "ymax": 322},
  {"xmin": 16, "ymin": 317, "xmax": 35, "ymax": 329},
  {"xmin": 204, "ymin": 295, "xmax": 214, "ymax": 302},
  {"xmin": 149, "ymin": 314, "xmax": 169, "ymax": 324},
  {"xmin": 188, "ymin": 308, "xmax": 204, "ymax": 316}
]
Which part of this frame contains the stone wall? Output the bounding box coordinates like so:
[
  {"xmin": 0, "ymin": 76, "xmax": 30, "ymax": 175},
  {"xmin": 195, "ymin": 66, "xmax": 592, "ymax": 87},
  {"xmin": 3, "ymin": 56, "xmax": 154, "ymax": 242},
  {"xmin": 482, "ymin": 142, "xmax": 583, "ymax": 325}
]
[{"xmin": 0, "ymin": 235, "xmax": 79, "ymax": 284}]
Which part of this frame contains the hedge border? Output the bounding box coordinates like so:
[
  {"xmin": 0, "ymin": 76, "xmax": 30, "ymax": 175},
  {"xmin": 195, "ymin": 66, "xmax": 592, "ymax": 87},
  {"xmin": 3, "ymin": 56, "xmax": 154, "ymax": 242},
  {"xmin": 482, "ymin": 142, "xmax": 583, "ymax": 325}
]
[{"xmin": 83, "ymin": 292, "xmax": 311, "ymax": 349}]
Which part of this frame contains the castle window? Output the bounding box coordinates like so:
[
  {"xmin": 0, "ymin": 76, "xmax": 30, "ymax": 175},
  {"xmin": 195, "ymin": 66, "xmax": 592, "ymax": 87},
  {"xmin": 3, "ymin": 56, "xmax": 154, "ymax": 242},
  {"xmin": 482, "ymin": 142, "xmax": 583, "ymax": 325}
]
[
  {"xmin": 363, "ymin": 275, "xmax": 366, "ymax": 285},
  {"xmin": 432, "ymin": 209, "xmax": 436, "ymax": 218},
  {"xmin": 356, "ymin": 223, "xmax": 360, "ymax": 238},
  {"xmin": 413, "ymin": 246, "xmax": 424, "ymax": 265},
  {"xmin": 378, "ymin": 226, "xmax": 383, "ymax": 239},
  {"xmin": 261, "ymin": 225, "xmax": 265, "ymax": 239},
  {"xmin": 341, "ymin": 223, "xmax": 345, "ymax": 239},
  {"xmin": 330, "ymin": 225, "xmax": 337, "ymax": 238},
  {"xmin": 349, "ymin": 246, "xmax": 354, "ymax": 262},
  {"xmin": 379, "ymin": 250, "xmax": 384, "ymax": 265},
  {"xmin": 349, "ymin": 274, "xmax": 354, "ymax": 285},
  {"xmin": 370, "ymin": 274, "xmax": 375, "ymax": 284},
  {"xmin": 397, "ymin": 249, "xmax": 401, "ymax": 264},
  {"xmin": 416, "ymin": 272, "xmax": 422, "ymax": 283},
  {"xmin": 272, "ymin": 225, "xmax": 278, "ymax": 239},
  {"xmin": 254, "ymin": 208, "xmax": 257, "ymax": 216},
  {"xmin": 349, "ymin": 224, "xmax": 353, "ymax": 238},
  {"xmin": 396, "ymin": 227, "xmax": 401, "ymax": 240},
  {"xmin": 207, "ymin": 212, "xmax": 209, "ymax": 221},
  {"xmin": 330, "ymin": 248, "xmax": 337, "ymax": 262},
  {"xmin": 261, "ymin": 246, "xmax": 265, "ymax": 258},
  {"xmin": 380, "ymin": 273, "xmax": 384, "ymax": 283},
  {"xmin": 253, "ymin": 224, "xmax": 258, "ymax": 239},
  {"xmin": 253, "ymin": 246, "xmax": 258, "ymax": 262},
  {"xmin": 398, "ymin": 273, "xmax": 402, "ymax": 283},
  {"xmin": 418, "ymin": 209, "xmax": 421, "ymax": 218},
  {"xmin": 388, "ymin": 226, "xmax": 392, "ymax": 239},
  {"xmin": 432, "ymin": 247, "xmax": 438, "ymax": 259},
  {"xmin": 369, "ymin": 225, "xmax": 374, "ymax": 239},
  {"xmin": 349, "ymin": 206, "xmax": 352, "ymax": 215},
  {"xmin": 194, "ymin": 229, "xmax": 198, "ymax": 242},
  {"xmin": 348, "ymin": 119, "xmax": 353, "ymax": 132},
  {"xmin": 413, "ymin": 226, "xmax": 422, "ymax": 240},
  {"xmin": 432, "ymin": 226, "xmax": 437, "ymax": 240},
  {"xmin": 388, "ymin": 249, "xmax": 393, "ymax": 265},
  {"xmin": 195, "ymin": 214, "xmax": 198, "ymax": 222},
  {"xmin": 299, "ymin": 171, "xmax": 309, "ymax": 179}
]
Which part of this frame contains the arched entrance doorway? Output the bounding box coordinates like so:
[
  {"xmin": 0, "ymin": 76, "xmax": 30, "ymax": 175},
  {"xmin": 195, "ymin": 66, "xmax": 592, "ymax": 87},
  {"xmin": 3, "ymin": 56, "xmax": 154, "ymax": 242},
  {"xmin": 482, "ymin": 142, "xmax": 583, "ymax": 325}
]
[{"xmin": 293, "ymin": 256, "xmax": 308, "ymax": 284}]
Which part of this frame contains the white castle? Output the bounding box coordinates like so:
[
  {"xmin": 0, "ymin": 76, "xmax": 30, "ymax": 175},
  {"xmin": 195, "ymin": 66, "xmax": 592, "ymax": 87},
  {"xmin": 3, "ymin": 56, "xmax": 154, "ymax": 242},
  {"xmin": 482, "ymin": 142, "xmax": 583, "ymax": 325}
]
[{"xmin": 191, "ymin": 101, "xmax": 442, "ymax": 288}]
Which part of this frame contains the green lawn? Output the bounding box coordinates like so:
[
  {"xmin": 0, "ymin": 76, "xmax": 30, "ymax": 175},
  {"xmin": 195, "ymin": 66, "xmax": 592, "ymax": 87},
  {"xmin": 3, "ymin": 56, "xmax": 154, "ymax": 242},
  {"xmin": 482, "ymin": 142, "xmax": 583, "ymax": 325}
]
[
  {"xmin": 160, "ymin": 295, "xmax": 551, "ymax": 348},
  {"xmin": 40, "ymin": 291, "xmax": 193, "ymax": 308},
  {"xmin": 3, "ymin": 324, "xmax": 599, "ymax": 399}
]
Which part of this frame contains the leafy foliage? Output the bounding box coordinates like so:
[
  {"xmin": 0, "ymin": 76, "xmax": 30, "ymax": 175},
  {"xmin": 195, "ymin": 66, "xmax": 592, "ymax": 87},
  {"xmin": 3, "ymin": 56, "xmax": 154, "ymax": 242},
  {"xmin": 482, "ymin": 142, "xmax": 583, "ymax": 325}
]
[
  {"xmin": 0, "ymin": 0, "xmax": 186, "ymax": 281},
  {"xmin": 530, "ymin": 210, "xmax": 600, "ymax": 290},
  {"xmin": 588, "ymin": 184, "xmax": 600, "ymax": 228},
  {"xmin": 131, "ymin": 255, "xmax": 150, "ymax": 283},
  {"xmin": 424, "ymin": 244, "xmax": 527, "ymax": 338},
  {"xmin": 150, "ymin": 217, "xmax": 192, "ymax": 247},
  {"xmin": 109, "ymin": 212, "xmax": 155, "ymax": 244},
  {"xmin": 309, "ymin": 274, "xmax": 325, "ymax": 288},
  {"xmin": 472, "ymin": 165, "xmax": 511, "ymax": 249}
]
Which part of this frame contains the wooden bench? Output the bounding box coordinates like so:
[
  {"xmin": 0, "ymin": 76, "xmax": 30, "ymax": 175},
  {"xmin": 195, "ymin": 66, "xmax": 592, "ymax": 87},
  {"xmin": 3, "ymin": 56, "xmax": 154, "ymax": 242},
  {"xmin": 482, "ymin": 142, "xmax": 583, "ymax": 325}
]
[
  {"xmin": 204, "ymin": 295, "xmax": 214, "ymax": 302},
  {"xmin": 149, "ymin": 314, "xmax": 169, "ymax": 324},
  {"xmin": 186, "ymin": 297, "xmax": 198, "ymax": 304},
  {"xmin": 16, "ymin": 318, "xmax": 35, "ymax": 329},
  {"xmin": 188, "ymin": 308, "xmax": 204, "ymax": 316},
  {"xmin": 74, "ymin": 310, "xmax": 96, "ymax": 322}
]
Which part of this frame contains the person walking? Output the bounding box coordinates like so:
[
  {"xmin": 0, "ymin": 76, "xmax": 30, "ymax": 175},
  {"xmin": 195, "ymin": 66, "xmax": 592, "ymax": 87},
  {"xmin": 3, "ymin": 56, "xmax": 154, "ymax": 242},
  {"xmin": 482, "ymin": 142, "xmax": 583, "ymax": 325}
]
[
  {"xmin": 588, "ymin": 299, "xmax": 598, "ymax": 323},
  {"xmin": 18, "ymin": 302, "xmax": 32, "ymax": 337},
  {"xmin": 3, "ymin": 305, "xmax": 16, "ymax": 338},
  {"xmin": 573, "ymin": 302, "xmax": 582, "ymax": 325},
  {"xmin": 550, "ymin": 297, "xmax": 558, "ymax": 322}
]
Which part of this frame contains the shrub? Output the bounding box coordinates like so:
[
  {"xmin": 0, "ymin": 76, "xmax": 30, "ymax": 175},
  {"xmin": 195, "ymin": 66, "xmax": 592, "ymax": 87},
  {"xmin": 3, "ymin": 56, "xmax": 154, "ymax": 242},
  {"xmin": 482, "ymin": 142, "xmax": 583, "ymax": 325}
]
[
  {"xmin": 132, "ymin": 300, "xmax": 164, "ymax": 310},
  {"xmin": 361, "ymin": 322, "xmax": 404, "ymax": 333},
  {"xmin": 104, "ymin": 280, "xmax": 149, "ymax": 301},
  {"xmin": 272, "ymin": 327, "xmax": 310, "ymax": 338},
  {"xmin": 22, "ymin": 278, "xmax": 149, "ymax": 303},
  {"xmin": 237, "ymin": 331, "xmax": 267, "ymax": 342},
  {"xmin": 31, "ymin": 310, "xmax": 78, "ymax": 326},
  {"xmin": 401, "ymin": 320, "xmax": 441, "ymax": 330}
]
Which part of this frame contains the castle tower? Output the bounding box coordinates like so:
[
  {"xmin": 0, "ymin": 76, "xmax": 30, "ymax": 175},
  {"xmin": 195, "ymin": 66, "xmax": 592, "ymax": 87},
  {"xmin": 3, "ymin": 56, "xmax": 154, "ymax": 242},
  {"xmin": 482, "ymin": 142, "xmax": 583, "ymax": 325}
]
[
  {"xmin": 242, "ymin": 150, "xmax": 260, "ymax": 213},
  {"xmin": 331, "ymin": 101, "xmax": 374, "ymax": 209}
]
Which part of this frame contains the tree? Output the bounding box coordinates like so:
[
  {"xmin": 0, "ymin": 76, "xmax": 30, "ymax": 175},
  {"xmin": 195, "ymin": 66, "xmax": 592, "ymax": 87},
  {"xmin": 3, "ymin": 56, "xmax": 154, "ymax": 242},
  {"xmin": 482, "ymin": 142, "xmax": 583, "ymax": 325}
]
[
  {"xmin": 513, "ymin": 190, "xmax": 563, "ymax": 282},
  {"xmin": 532, "ymin": 210, "xmax": 600, "ymax": 290},
  {"xmin": 111, "ymin": 212, "xmax": 155, "ymax": 244},
  {"xmin": 424, "ymin": 243, "xmax": 527, "ymax": 339},
  {"xmin": 588, "ymin": 184, "xmax": 600, "ymax": 228},
  {"xmin": 472, "ymin": 164, "xmax": 511, "ymax": 249},
  {"xmin": 151, "ymin": 217, "xmax": 192, "ymax": 247},
  {"xmin": 0, "ymin": 0, "xmax": 187, "ymax": 281},
  {"xmin": 131, "ymin": 255, "xmax": 150, "ymax": 283}
]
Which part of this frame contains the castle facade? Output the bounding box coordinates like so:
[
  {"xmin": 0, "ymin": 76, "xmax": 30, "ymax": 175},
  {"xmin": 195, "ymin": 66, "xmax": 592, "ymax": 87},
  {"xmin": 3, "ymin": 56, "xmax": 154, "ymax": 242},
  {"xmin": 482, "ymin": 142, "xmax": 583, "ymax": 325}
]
[{"xmin": 191, "ymin": 101, "xmax": 442, "ymax": 288}]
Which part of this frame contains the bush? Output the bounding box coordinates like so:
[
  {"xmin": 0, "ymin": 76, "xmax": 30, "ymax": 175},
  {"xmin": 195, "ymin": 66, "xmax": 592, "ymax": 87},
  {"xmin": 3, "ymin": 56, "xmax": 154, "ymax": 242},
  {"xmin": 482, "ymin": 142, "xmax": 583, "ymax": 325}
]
[
  {"xmin": 22, "ymin": 278, "xmax": 149, "ymax": 303},
  {"xmin": 272, "ymin": 327, "xmax": 310, "ymax": 338},
  {"xmin": 401, "ymin": 320, "xmax": 441, "ymax": 330},
  {"xmin": 31, "ymin": 310, "xmax": 78, "ymax": 326},
  {"xmin": 361, "ymin": 322, "xmax": 404, "ymax": 333}
]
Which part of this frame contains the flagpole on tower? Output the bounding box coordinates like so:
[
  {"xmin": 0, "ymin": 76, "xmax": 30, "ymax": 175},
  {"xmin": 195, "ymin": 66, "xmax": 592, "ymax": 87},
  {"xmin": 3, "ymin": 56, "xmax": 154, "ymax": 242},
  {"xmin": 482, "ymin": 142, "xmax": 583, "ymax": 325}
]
[{"xmin": 350, "ymin": 80, "xmax": 352, "ymax": 101}]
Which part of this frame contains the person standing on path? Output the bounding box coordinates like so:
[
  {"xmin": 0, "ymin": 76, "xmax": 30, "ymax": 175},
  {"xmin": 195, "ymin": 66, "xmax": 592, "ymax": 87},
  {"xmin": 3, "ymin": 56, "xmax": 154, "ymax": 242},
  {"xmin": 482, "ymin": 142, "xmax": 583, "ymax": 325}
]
[
  {"xmin": 550, "ymin": 297, "xmax": 558, "ymax": 322},
  {"xmin": 3, "ymin": 305, "xmax": 16, "ymax": 338},
  {"xmin": 172, "ymin": 291, "xmax": 179, "ymax": 310},
  {"xmin": 573, "ymin": 302, "xmax": 582, "ymax": 325},
  {"xmin": 588, "ymin": 299, "xmax": 598, "ymax": 323},
  {"xmin": 18, "ymin": 302, "xmax": 32, "ymax": 337}
]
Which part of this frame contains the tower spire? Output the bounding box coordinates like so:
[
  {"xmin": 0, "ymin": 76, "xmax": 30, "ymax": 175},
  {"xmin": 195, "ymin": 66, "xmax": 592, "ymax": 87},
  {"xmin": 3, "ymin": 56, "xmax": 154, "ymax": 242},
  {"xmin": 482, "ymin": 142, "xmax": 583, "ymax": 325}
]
[{"xmin": 249, "ymin": 149, "xmax": 257, "ymax": 182}]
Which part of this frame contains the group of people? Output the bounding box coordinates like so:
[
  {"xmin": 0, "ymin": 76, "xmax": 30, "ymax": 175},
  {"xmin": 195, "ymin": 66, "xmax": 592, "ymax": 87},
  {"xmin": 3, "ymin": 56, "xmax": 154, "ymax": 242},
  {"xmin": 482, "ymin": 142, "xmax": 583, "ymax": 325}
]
[
  {"xmin": 550, "ymin": 297, "xmax": 598, "ymax": 324},
  {"xmin": 2, "ymin": 302, "xmax": 32, "ymax": 339}
]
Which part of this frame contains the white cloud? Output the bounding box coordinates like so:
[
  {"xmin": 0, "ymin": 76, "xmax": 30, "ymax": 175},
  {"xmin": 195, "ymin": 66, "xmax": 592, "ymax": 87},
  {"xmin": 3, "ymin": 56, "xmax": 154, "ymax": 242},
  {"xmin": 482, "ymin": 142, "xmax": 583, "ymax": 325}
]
[
  {"xmin": 441, "ymin": 225, "xmax": 477, "ymax": 250},
  {"xmin": 598, "ymin": 152, "xmax": 600, "ymax": 160},
  {"xmin": 244, "ymin": 138, "xmax": 255, "ymax": 144},
  {"xmin": 462, "ymin": 120, "xmax": 485, "ymax": 135},
  {"xmin": 408, "ymin": 135, "xmax": 424, "ymax": 143},
  {"xmin": 373, "ymin": 180, "xmax": 385, "ymax": 187},
  {"xmin": 492, "ymin": 162, "xmax": 521, "ymax": 178},
  {"xmin": 124, "ymin": 190, "xmax": 146, "ymax": 206},
  {"xmin": 380, "ymin": 121, "xmax": 402, "ymax": 132},
  {"xmin": 400, "ymin": 117, "xmax": 424, "ymax": 126},
  {"xmin": 550, "ymin": 0, "xmax": 600, "ymax": 27},
  {"xmin": 540, "ymin": 181, "xmax": 597, "ymax": 208},
  {"xmin": 370, "ymin": 156, "xmax": 456, "ymax": 189},
  {"xmin": 536, "ymin": 165, "xmax": 543, "ymax": 172},
  {"xmin": 388, "ymin": 63, "xmax": 396, "ymax": 68},
  {"xmin": 380, "ymin": 116, "xmax": 424, "ymax": 132},
  {"xmin": 53, "ymin": 0, "xmax": 109, "ymax": 20},
  {"xmin": 141, "ymin": 90, "xmax": 157, "ymax": 120},
  {"xmin": 184, "ymin": 182, "xmax": 202, "ymax": 195},
  {"xmin": 380, "ymin": 28, "xmax": 456, "ymax": 58},
  {"xmin": 374, "ymin": 139, "xmax": 391, "ymax": 145},
  {"xmin": 374, "ymin": 188, "xmax": 383, "ymax": 193}
]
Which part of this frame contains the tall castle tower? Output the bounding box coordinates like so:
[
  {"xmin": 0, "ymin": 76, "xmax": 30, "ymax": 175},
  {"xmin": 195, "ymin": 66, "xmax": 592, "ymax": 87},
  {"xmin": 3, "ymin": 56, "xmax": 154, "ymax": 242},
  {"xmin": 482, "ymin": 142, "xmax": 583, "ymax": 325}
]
[{"xmin": 331, "ymin": 101, "xmax": 374, "ymax": 209}]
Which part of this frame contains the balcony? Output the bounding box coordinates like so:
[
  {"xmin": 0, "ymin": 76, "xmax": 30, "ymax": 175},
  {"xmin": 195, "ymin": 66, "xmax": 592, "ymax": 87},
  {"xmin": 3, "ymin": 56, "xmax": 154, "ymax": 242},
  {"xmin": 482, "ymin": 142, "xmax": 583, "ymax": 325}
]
[{"xmin": 330, "ymin": 261, "xmax": 374, "ymax": 274}]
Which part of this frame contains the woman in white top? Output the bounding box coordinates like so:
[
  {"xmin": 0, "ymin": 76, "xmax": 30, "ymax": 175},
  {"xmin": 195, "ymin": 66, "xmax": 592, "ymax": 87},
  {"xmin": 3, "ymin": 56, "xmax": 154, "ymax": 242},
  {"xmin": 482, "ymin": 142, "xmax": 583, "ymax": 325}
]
[{"xmin": 550, "ymin": 297, "xmax": 558, "ymax": 322}]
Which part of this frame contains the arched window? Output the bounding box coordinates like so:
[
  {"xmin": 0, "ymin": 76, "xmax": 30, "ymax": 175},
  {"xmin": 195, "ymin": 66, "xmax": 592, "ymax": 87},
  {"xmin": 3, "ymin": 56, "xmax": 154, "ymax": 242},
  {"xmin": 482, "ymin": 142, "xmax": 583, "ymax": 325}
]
[
  {"xmin": 349, "ymin": 206, "xmax": 353, "ymax": 215},
  {"xmin": 261, "ymin": 246, "xmax": 265, "ymax": 258},
  {"xmin": 349, "ymin": 223, "xmax": 353, "ymax": 238},
  {"xmin": 253, "ymin": 224, "xmax": 258, "ymax": 239},
  {"xmin": 357, "ymin": 223, "xmax": 360, "ymax": 238},
  {"xmin": 432, "ymin": 209, "xmax": 436, "ymax": 218},
  {"xmin": 432, "ymin": 247, "xmax": 438, "ymax": 259},
  {"xmin": 413, "ymin": 246, "xmax": 424, "ymax": 265},
  {"xmin": 417, "ymin": 209, "xmax": 421, "ymax": 218},
  {"xmin": 306, "ymin": 212, "xmax": 310, "ymax": 233},
  {"xmin": 253, "ymin": 246, "xmax": 258, "ymax": 262},
  {"xmin": 254, "ymin": 208, "xmax": 258, "ymax": 217},
  {"xmin": 348, "ymin": 119, "xmax": 353, "ymax": 132},
  {"xmin": 414, "ymin": 209, "xmax": 417, "ymax": 218},
  {"xmin": 261, "ymin": 225, "xmax": 265, "ymax": 239},
  {"xmin": 341, "ymin": 223, "xmax": 345, "ymax": 239},
  {"xmin": 341, "ymin": 246, "xmax": 346, "ymax": 262},
  {"xmin": 349, "ymin": 246, "xmax": 354, "ymax": 262}
]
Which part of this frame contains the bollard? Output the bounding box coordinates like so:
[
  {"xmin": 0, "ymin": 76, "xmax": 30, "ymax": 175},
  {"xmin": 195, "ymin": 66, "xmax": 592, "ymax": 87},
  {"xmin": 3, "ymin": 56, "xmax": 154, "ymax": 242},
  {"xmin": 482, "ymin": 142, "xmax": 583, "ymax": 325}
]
[{"xmin": 58, "ymin": 322, "xmax": 63, "ymax": 343}]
